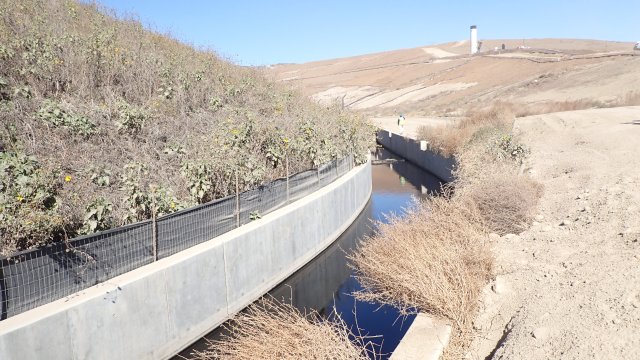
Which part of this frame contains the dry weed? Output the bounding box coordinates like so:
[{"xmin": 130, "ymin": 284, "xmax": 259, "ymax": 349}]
[
  {"xmin": 359, "ymin": 110, "xmax": 542, "ymax": 358},
  {"xmin": 464, "ymin": 173, "xmax": 542, "ymax": 235},
  {"xmin": 349, "ymin": 196, "xmax": 493, "ymax": 358},
  {"xmin": 463, "ymin": 102, "xmax": 515, "ymax": 129},
  {"xmin": 621, "ymin": 91, "xmax": 640, "ymax": 106},
  {"xmin": 515, "ymin": 99, "xmax": 606, "ymax": 117},
  {"xmin": 453, "ymin": 125, "xmax": 542, "ymax": 235},
  {"xmin": 417, "ymin": 102, "xmax": 514, "ymax": 157},
  {"xmin": 191, "ymin": 298, "xmax": 372, "ymax": 360},
  {"xmin": 503, "ymin": 90, "xmax": 640, "ymax": 118},
  {"xmin": 416, "ymin": 125, "xmax": 475, "ymax": 157}
]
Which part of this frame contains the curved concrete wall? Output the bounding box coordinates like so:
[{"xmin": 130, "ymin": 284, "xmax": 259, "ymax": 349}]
[
  {"xmin": 0, "ymin": 160, "xmax": 372, "ymax": 360},
  {"xmin": 377, "ymin": 131, "xmax": 456, "ymax": 182}
]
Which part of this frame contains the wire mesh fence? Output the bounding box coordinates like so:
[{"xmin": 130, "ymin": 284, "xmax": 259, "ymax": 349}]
[
  {"xmin": 288, "ymin": 169, "xmax": 319, "ymax": 203},
  {"xmin": 156, "ymin": 195, "xmax": 237, "ymax": 258},
  {"xmin": 0, "ymin": 154, "xmax": 356, "ymax": 320},
  {"xmin": 0, "ymin": 221, "xmax": 153, "ymax": 319},
  {"xmin": 239, "ymin": 178, "xmax": 288, "ymax": 226}
]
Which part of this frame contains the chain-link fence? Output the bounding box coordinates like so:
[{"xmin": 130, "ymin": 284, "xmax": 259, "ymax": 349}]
[{"xmin": 0, "ymin": 154, "xmax": 355, "ymax": 320}]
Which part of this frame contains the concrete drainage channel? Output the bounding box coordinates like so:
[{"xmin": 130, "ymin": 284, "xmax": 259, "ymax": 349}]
[
  {"xmin": 0, "ymin": 133, "xmax": 456, "ymax": 359},
  {"xmin": 178, "ymin": 146, "xmax": 450, "ymax": 359},
  {"xmin": 375, "ymin": 131, "xmax": 458, "ymax": 360}
]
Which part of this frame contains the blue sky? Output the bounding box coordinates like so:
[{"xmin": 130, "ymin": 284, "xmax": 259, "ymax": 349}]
[{"xmin": 95, "ymin": 1, "xmax": 640, "ymax": 65}]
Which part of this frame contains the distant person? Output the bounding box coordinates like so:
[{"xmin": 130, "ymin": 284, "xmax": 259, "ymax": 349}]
[{"xmin": 397, "ymin": 113, "xmax": 406, "ymax": 134}]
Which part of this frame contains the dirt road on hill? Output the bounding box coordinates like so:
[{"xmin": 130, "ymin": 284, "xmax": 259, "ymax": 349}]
[{"xmin": 469, "ymin": 107, "xmax": 640, "ymax": 359}]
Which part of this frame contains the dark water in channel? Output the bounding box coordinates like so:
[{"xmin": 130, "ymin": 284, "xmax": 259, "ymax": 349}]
[{"xmin": 176, "ymin": 148, "xmax": 443, "ymax": 359}]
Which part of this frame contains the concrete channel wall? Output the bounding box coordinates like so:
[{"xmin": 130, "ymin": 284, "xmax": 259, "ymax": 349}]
[
  {"xmin": 377, "ymin": 130, "xmax": 456, "ymax": 182},
  {"xmin": 0, "ymin": 160, "xmax": 372, "ymax": 360}
]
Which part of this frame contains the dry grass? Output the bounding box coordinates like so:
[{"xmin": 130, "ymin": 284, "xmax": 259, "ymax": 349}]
[
  {"xmin": 420, "ymin": 92, "xmax": 640, "ymax": 158},
  {"xmin": 349, "ymin": 196, "xmax": 493, "ymax": 359},
  {"xmin": 620, "ymin": 90, "xmax": 640, "ymax": 106},
  {"xmin": 464, "ymin": 173, "xmax": 542, "ymax": 236},
  {"xmin": 417, "ymin": 102, "xmax": 514, "ymax": 157},
  {"xmin": 190, "ymin": 298, "xmax": 373, "ymax": 360},
  {"xmin": 354, "ymin": 105, "xmax": 544, "ymax": 358},
  {"xmin": 514, "ymin": 99, "xmax": 607, "ymax": 117},
  {"xmin": 504, "ymin": 90, "xmax": 640, "ymax": 118}
]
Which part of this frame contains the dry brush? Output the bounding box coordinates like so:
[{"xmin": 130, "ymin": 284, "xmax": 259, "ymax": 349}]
[
  {"xmin": 353, "ymin": 103, "xmax": 542, "ymax": 358},
  {"xmin": 349, "ymin": 196, "xmax": 493, "ymax": 359},
  {"xmin": 0, "ymin": 0, "xmax": 374, "ymax": 255},
  {"xmin": 191, "ymin": 298, "xmax": 374, "ymax": 360}
]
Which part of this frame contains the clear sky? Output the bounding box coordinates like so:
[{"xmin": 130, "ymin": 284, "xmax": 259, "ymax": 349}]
[{"xmin": 95, "ymin": 0, "xmax": 640, "ymax": 65}]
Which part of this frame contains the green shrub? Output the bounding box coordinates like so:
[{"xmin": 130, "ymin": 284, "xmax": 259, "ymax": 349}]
[
  {"xmin": 36, "ymin": 100, "xmax": 98, "ymax": 136},
  {"xmin": 120, "ymin": 163, "xmax": 150, "ymax": 223},
  {"xmin": 115, "ymin": 102, "xmax": 147, "ymax": 135},
  {"xmin": 181, "ymin": 162, "xmax": 214, "ymax": 203},
  {"xmin": 0, "ymin": 76, "xmax": 10, "ymax": 100},
  {"xmin": 89, "ymin": 167, "xmax": 111, "ymax": 187},
  {"xmin": 0, "ymin": 151, "xmax": 63, "ymax": 255},
  {"xmin": 79, "ymin": 197, "xmax": 113, "ymax": 235},
  {"xmin": 121, "ymin": 163, "xmax": 183, "ymax": 223}
]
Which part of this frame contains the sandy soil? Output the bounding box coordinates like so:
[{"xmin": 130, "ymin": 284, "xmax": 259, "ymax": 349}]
[
  {"xmin": 469, "ymin": 106, "xmax": 640, "ymax": 360},
  {"xmin": 422, "ymin": 47, "xmax": 458, "ymax": 58}
]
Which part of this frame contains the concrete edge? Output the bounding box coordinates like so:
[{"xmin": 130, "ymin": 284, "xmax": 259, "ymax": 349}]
[{"xmin": 390, "ymin": 313, "xmax": 452, "ymax": 360}]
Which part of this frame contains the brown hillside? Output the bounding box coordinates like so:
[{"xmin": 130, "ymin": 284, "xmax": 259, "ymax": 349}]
[{"xmin": 267, "ymin": 39, "xmax": 639, "ymax": 117}]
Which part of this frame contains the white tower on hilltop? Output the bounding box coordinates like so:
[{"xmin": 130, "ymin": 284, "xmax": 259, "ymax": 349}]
[{"xmin": 470, "ymin": 25, "xmax": 478, "ymax": 54}]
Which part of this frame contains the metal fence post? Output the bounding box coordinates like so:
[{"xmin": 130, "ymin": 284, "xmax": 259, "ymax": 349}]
[
  {"xmin": 151, "ymin": 199, "xmax": 158, "ymax": 261},
  {"xmin": 235, "ymin": 171, "xmax": 240, "ymax": 227},
  {"xmin": 285, "ymin": 154, "xmax": 290, "ymax": 202}
]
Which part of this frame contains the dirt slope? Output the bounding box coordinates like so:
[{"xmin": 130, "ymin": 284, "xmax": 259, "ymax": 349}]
[
  {"xmin": 267, "ymin": 39, "xmax": 639, "ymax": 116},
  {"xmin": 470, "ymin": 107, "xmax": 640, "ymax": 359}
]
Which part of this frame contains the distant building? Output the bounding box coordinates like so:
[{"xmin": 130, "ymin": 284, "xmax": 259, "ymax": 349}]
[{"xmin": 470, "ymin": 25, "xmax": 478, "ymax": 54}]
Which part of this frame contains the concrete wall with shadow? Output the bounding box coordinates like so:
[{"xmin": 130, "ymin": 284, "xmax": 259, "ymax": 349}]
[{"xmin": 377, "ymin": 131, "xmax": 456, "ymax": 183}]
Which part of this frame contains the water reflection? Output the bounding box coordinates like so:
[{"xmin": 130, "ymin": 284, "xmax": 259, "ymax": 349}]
[{"xmin": 176, "ymin": 149, "xmax": 443, "ymax": 359}]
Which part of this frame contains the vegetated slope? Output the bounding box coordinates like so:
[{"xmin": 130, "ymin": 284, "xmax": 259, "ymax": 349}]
[
  {"xmin": 0, "ymin": 0, "xmax": 373, "ymax": 255},
  {"xmin": 268, "ymin": 38, "xmax": 640, "ymax": 116}
]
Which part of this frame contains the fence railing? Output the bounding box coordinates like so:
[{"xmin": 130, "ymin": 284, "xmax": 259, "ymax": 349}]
[{"xmin": 0, "ymin": 154, "xmax": 354, "ymax": 320}]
